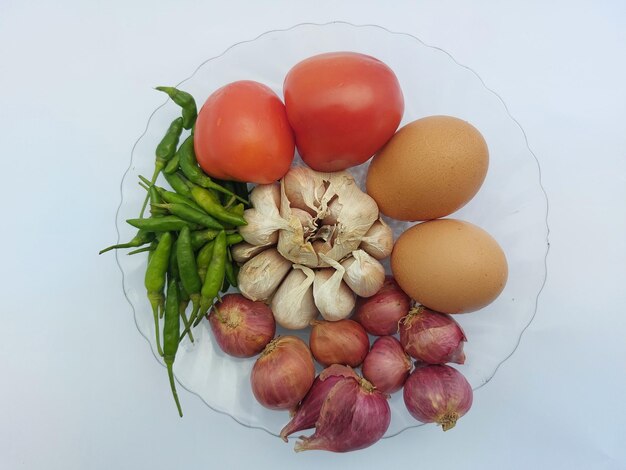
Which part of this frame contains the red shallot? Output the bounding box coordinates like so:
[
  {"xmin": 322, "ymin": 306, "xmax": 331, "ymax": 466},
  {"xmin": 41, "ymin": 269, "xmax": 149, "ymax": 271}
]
[
  {"xmin": 352, "ymin": 276, "xmax": 411, "ymax": 336},
  {"xmin": 294, "ymin": 374, "xmax": 391, "ymax": 452},
  {"xmin": 403, "ymin": 364, "xmax": 473, "ymax": 431},
  {"xmin": 250, "ymin": 336, "xmax": 315, "ymax": 410},
  {"xmin": 309, "ymin": 319, "xmax": 369, "ymax": 367},
  {"xmin": 362, "ymin": 336, "xmax": 412, "ymax": 394},
  {"xmin": 399, "ymin": 306, "xmax": 466, "ymax": 364},
  {"xmin": 208, "ymin": 294, "xmax": 276, "ymax": 358},
  {"xmin": 280, "ymin": 364, "xmax": 358, "ymax": 441}
]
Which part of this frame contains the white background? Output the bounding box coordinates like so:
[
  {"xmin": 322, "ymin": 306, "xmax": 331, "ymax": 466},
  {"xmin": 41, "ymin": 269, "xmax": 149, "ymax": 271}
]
[{"xmin": 1, "ymin": 1, "xmax": 625, "ymax": 469}]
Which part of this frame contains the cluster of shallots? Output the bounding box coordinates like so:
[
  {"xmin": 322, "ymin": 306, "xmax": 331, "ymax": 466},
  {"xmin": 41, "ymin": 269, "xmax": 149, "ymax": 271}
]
[
  {"xmin": 234, "ymin": 167, "xmax": 393, "ymax": 329},
  {"xmin": 354, "ymin": 277, "xmax": 474, "ymax": 432}
]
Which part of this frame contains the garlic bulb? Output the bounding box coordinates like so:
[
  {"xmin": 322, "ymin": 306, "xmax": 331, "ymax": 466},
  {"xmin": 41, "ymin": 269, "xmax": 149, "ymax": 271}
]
[
  {"xmin": 271, "ymin": 265, "xmax": 317, "ymax": 329},
  {"xmin": 359, "ymin": 218, "xmax": 394, "ymax": 260},
  {"xmin": 238, "ymin": 248, "xmax": 292, "ymax": 302},
  {"xmin": 313, "ymin": 255, "xmax": 356, "ymax": 321},
  {"xmin": 235, "ymin": 167, "xmax": 394, "ymax": 321},
  {"xmin": 231, "ymin": 242, "xmax": 270, "ymax": 265},
  {"xmin": 341, "ymin": 250, "xmax": 386, "ymax": 297}
]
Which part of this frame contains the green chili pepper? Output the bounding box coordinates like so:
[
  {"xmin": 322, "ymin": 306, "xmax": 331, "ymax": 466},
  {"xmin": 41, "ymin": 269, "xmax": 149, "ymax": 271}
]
[
  {"xmin": 163, "ymin": 279, "xmax": 183, "ymax": 417},
  {"xmin": 153, "ymin": 203, "xmax": 223, "ymax": 230},
  {"xmin": 156, "ymin": 86, "xmax": 197, "ymax": 130},
  {"xmin": 157, "ymin": 187, "xmax": 204, "ymax": 213},
  {"xmin": 127, "ymin": 216, "xmax": 197, "ymax": 232},
  {"xmin": 177, "ymin": 136, "xmax": 248, "ymax": 204},
  {"xmin": 139, "ymin": 117, "xmax": 184, "ymax": 217},
  {"xmin": 186, "ymin": 181, "xmax": 247, "ymax": 226},
  {"xmin": 168, "ymin": 236, "xmax": 180, "ymax": 280},
  {"xmin": 224, "ymin": 249, "xmax": 238, "ymax": 288},
  {"xmin": 163, "ymin": 152, "xmax": 180, "ymax": 174},
  {"xmin": 190, "ymin": 229, "xmax": 220, "ymax": 251},
  {"xmin": 176, "ymin": 226, "xmax": 203, "ymax": 330},
  {"xmin": 99, "ymin": 229, "xmax": 154, "ymax": 254},
  {"xmin": 226, "ymin": 233, "xmax": 244, "ymax": 246},
  {"xmin": 196, "ymin": 241, "xmax": 215, "ymax": 283},
  {"xmin": 149, "ymin": 185, "xmax": 168, "ymax": 217},
  {"xmin": 177, "ymin": 282, "xmax": 194, "ymax": 343},
  {"xmin": 229, "ymin": 203, "xmax": 245, "ymax": 218},
  {"xmin": 163, "ymin": 171, "xmax": 193, "ymax": 199},
  {"xmin": 199, "ymin": 231, "xmax": 227, "ymax": 317},
  {"xmin": 144, "ymin": 232, "xmax": 172, "ymax": 356}
]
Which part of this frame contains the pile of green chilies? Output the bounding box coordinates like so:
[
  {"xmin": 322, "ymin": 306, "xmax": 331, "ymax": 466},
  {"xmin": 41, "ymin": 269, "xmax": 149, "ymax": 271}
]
[{"xmin": 100, "ymin": 86, "xmax": 249, "ymax": 416}]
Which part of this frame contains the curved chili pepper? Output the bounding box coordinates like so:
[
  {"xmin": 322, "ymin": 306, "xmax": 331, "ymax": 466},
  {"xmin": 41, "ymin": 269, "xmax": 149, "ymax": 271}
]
[
  {"xmin": 145, "ymin": 232, "xmax": 172, "ymax": 356},
  {"xmin": 156, "ymin": 86, "xmax": 197, "ymax": 130},
  {"xmin": 127, "ymin": 216, "xmax": 197, "ymax": 232},
  {"xmin": 163, "ymin": 153, "xmax": 180, "ymax": 174},
  {"xmin": 99, "ymin": 229, "xmax": 154, "ymax": 254},
  {"xmin": 177, "ymin": 136, "xmax": 248, "ymax": 204},
  {"xmin": 176, "ymin": 226, "xmax": 203, "ymax": 332},
  {"xmin": 153, "ymin": 203, "xmax": 223, "ymax": 230},
  {"xmin": 163, "ymin": 279, "xmax": 183, "ymax": 417},
  {"xmin": 186, "ymin": 181, "xmax": 247, "ymax": 226}
]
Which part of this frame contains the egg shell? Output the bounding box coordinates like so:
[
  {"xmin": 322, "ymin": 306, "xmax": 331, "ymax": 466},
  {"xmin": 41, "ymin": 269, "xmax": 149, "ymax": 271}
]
[
  {"xmin": 366, "ymin": 115, "xmax": 488, "ymax": 221},
  {"xmin": 391, "ymin": 219, "xmax": 508, "ymax": 314}
]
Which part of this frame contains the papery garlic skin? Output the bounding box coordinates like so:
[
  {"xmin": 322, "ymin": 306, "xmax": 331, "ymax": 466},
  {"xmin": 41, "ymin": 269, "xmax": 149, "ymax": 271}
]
[
  {"xmin": 238, "ymin": 248, "xmax": 292, "ymax": 302},
  {"xmin": 230, "ymin": 242, "xmax": 271, "ymax": 265},
  {"xmin": 271, "ymin": 265, "xmax": 317, "ymax": 329},
  {"xmin": 313, "ymin": 255, "xmax": 356, "ymax": 321},
  {"xmin": 359, "ymin": 218, "xmax": 394, "ymax": 260},
  {"xmin": 341, "ymin": 250, "xmax": 386, "ymax": 297},
  {"xmin": 239, "ymin": 208, "xmax": 289, "ymax": 246}
]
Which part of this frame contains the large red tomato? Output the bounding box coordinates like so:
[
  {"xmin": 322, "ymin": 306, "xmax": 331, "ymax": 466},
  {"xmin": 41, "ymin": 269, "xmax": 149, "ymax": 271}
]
[
  {"xmin": 283, "ymin": 52, "xmax": 404, "ymax": 172},
  {"xmin": 194, "ymin": 80, "xmax": 295, "ymax": 184}
]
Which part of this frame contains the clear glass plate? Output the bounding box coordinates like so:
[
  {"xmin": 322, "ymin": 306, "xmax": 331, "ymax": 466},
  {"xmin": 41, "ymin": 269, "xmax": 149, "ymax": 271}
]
[{"xmin": 114, "ymin": 22, "xmax": 549, "ymax": 438}]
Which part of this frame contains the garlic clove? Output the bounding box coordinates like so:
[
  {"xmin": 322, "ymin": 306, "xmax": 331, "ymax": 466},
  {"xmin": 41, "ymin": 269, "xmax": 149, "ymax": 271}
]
[
  {"xmin": 278, "ymin": 179, "xmax": 319, "ymax": 267},
  {"xmin": 238, "ymin": 248, "xmax": 292, "ymax": 302},
  {"xmin": 283, "ymin": 167, "xmax": 327, "ymax": 215},
  {"xmin": 230, "ymin": 242, "xmax": 273, "ymax": 265},
  {"xmin": 341, "ymin": 250, "xmax": 386, "ymax": 298},
  {"xmin": 313, "ymin": 255, "xmax": 356, "ymax": 321},
  {"xmin": 239, "ymin": 208, "xmax": 289, "ymax": 247},
  {"xmin": 290, "ymin": 208, "xmax": 317, "ymax": 238},
  {"xmin": 320, "ymin": 197, "xmax": 342, "ymax": 225},
  {"xmin": 359, "ymin": 218, "xmax": 394, "ymax": 260},
  {"xmin": 270, "ymin": 265, "xmax": 318, "ymax": 330},
  {"xmin": 250, "ymin": 183, "xmax": 281, "ymax": 216}
]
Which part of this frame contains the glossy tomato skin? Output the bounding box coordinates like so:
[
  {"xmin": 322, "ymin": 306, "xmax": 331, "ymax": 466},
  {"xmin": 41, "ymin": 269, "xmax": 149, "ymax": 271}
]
[
  {"xmin": 194, "ymin": 80, "xmax": 295, "ymax": 184},
  {"xmin": 283, "ymin": 52, "xmax": 404, "ymax": 172}
]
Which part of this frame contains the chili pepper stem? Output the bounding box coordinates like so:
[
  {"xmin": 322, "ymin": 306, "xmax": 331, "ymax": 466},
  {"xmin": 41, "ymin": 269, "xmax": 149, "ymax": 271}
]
[
  {"xmin": 148, "ymin": 295, "xmax": 164, "ymax": 356},
  {"xmin": 139, "ymin": 165, "xmax": 164, "ymax": 218},
  {"xmin": 100, "ymin": 242, "xmax": 138, "ymax": 255},
  {"xmin": 179, "ymin": 306, "xmax": 195, "ymax": 343},
  {"xmin": 165, "ymin": 359, "xmax": 183, "ymax": 417}
]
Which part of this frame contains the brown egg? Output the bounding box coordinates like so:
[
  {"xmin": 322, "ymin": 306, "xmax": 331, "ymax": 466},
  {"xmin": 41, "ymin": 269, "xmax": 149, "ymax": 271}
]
[
  {"xmin": 366, "ymin": 115, "xmax": 488, "ymax": 221},
  {"xmin": 391, "ymin": 219, "xmax": 508, "ymax": 313}
]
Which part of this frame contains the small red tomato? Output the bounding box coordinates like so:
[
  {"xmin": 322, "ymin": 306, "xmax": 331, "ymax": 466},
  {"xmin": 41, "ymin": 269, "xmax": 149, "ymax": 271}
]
[
  {"xmin": 283, "ymin": 52, "xmax": 404, "ymax": 172},
  {"xmin": 194, "ymin": 80, "xmax": 295, "ymax": 184}
]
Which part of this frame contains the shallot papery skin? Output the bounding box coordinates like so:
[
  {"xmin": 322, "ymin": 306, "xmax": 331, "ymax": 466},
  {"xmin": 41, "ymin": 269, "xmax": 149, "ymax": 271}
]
[
  {"xmin": 208, "ymin": 294, "xmax": 276, "ymax": 358},
  {"xmin": 251, "ymin": 336, "xmax": 315, "ymax": 410},
  {"xmin": 352, "ymin": 276, "xmax": 411, "ymax": 336},
  {"xmin": 403, "ymin": 364, "xmax": 473, "ymax": 431},
  {"xmin": 362, "ymin": 336, "xmax": 412, "ymax": 394},
  {"xmin": 399, "ymin": 306, "xmax": 467, "ymax": 364},
  {"xmin": 280, "ymin": 364, "xmax": 358, "ymax": 441},
  {"xmin": 294, "ymin": 377, "xmax": 391, "ymax": 453}
]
